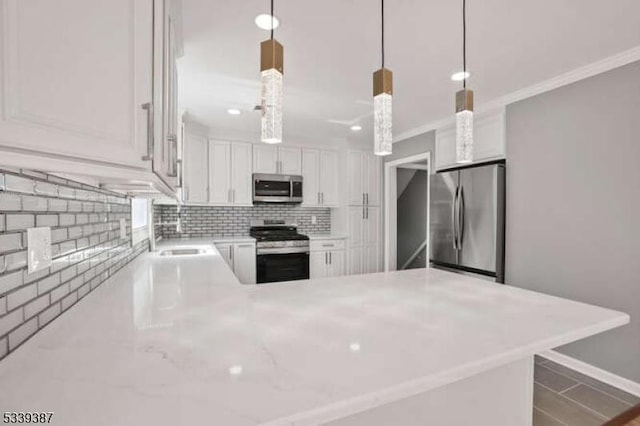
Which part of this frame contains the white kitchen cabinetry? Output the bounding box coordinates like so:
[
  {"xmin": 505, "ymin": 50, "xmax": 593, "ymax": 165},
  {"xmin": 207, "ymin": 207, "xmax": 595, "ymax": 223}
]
[
  {"xmin": 301, "ymin": 149, "xmax": 339, "ymax": 207},
  {"xmin": 183, "ymin": 130, "xmax": 208, "ymax": 204},
  {"xmin": 253, "ymin": 145, "xmax": 302, "ymax": 175},
  {"xmin": 0, "ymin": 0, "xmax": 182, "ymax": 195},
  {"xmin": 214, "ymin": 241, "xmax": 256, "ymax": 284},
  {"xmin": 309, "ymin": 239, "xmax": 345, "ymax": 279},
  {"xmin": 347, "ymin": 150, "xmax": 381, "ymax": 275},
  {"xmin": 435, "ymin": 110, "xmax": 506, "ymax": 171},
  {"xmin": 208, "ymin": 141, "xmax": 252, "ymax": 205},
  {"xmin": 348, "ymin": 151, "xmax": 381, "ymax": 206},
  {"xmin": 348, "ymin": 206, "xmax": 381, "ymax": 275}
]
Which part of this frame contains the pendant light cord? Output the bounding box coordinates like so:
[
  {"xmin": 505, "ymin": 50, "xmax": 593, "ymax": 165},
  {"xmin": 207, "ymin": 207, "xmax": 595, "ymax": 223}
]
[
  {"xmin": 270, "ymin": 0, "xmax": 274, "ymax": 40},
  {"xmin": 381, "ymin": 0, "xmax": 385, "ymax": 68},
  {"xmin": 462, "ymin": 0, "xmax": 466, "ymax": 89}
]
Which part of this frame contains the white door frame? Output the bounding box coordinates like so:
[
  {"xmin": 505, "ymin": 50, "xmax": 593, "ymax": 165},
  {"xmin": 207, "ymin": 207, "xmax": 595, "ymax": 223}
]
[{"xmin": 384, "ymin": 152, "xmax": 431, "ymax": 272}]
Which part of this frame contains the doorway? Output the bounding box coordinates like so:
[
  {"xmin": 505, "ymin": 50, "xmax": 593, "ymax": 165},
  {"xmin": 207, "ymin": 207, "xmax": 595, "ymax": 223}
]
[{"xmin": 384, "ymin": 153, "xmax": 431, "ymax": 272}]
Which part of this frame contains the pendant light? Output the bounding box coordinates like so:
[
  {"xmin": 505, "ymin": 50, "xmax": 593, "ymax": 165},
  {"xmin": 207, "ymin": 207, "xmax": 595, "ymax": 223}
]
[
  {"xmin": 260, "ymin": 0, "xmax": 283, "ymax": 144},
  {"xmin": 373, "ymin": 0, "xmax": 392, "ymax": 156},
  {"xmin": 455, "ymin": 0, "xmax": 473, "ymax": 163}
]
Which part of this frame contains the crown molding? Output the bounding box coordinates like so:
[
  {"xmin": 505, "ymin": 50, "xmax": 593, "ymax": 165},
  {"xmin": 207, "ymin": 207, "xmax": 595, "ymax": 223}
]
[{"xmin": 394, "ymin": 45, "xmax": 640, "ymax": 144}]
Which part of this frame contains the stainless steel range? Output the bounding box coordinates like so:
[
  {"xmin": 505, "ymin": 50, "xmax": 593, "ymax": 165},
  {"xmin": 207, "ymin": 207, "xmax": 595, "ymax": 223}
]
[{"xmin": 250, "ymin": 220, "xmax": 310, "ymax": 283}]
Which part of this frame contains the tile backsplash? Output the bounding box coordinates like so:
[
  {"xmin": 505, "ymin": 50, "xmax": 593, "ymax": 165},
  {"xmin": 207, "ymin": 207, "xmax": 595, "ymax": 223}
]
[
  {"xmin": 155, "ymin": 204, "xmax": 331, "ymax": 238},
  {"xmin": 0, "ymin": 169, "xmax": 148, "ymax": 361}
]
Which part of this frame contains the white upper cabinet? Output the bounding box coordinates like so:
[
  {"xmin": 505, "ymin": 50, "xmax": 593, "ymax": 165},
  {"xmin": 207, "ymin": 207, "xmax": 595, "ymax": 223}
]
[
  {"xmin": 278, "ymin": 147, "xmax": 302, "ymax": 175},
  {"xmin": 348, "ymin": 151, "xmax": 381, "ymax": 206},
  {"xmin": 252, "ymin": 145, "xmax": 278, "ymax": 174},
  {"xmin": 230, "ymin": 142, "xmax": 253, "ymax": 205},
  {"xmin": 208, "ymin": 140, "xmax": 252, "ymax": 206},
  {"xmin": 208, "ymin": 141, "xmax": 231, "ymax": 204},
  {"xmin": 302, "ymin": 150, "xmax": 320, "ymax": 206},
  {"xmin": 0, "ymin": 0, "xmax": 183, "ymax": 195},
  {"xmin": 0, "ymin": 0, "xmax": 153, "ymax": 169},
  {"xmin": 253, "ymin": 145, "xmax": 301, "ymax": 175},
  {"xmin": 183, "ymin": 131, "xmax": 208, "ymax": 203},
  {"xmin": 302, "ymin": 148, "xmax": 338, "ymax": 207},
  {"xmin": 435, "ymin": 109, "xmax": 506, "ymax": 171}
]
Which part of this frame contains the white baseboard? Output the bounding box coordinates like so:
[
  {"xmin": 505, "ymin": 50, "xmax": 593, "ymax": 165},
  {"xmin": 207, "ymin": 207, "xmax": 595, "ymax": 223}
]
[{"xmin": 541, "ymin": 349, "xmax": 640, "ymax": 398}]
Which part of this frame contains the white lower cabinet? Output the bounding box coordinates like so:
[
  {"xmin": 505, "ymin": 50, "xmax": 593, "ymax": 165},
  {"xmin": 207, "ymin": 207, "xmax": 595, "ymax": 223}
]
[
  {"xmin": 310, "ymin": 239, "xmax": 345, "ymax": 279},
  {"xmin": 214, "ymin": 241, "xmax": 256, "ymax": 284},
  {"xmin": 348, "ymin": 206, "xmax": 381, "ymax": 275}
]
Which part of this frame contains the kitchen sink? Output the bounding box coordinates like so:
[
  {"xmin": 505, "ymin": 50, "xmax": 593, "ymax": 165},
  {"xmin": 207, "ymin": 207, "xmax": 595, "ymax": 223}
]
[{"xmin": 159, "ymin": 248, "xmax": 207, "ymax": 256}]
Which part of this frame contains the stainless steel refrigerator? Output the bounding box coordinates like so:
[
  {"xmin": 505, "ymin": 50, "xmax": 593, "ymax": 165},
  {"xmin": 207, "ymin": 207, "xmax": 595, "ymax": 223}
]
[{"xmin": 429, "ymin": 161, "xmax": 506, "ymax": 283}]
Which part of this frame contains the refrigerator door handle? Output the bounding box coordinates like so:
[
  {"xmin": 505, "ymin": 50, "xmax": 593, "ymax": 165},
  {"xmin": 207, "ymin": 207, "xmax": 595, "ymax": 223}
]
[
  {"xmin": 452, "ymin": 186, "xmax": 459, "ymax": 250},
  {"xmin": 458, "ymin": 186, "xmax": 466, "ymax": 250}
]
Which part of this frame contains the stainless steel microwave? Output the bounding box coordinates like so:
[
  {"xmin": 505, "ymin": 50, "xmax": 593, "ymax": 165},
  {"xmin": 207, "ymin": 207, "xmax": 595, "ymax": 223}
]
[{"xmin": 253, "ymin": 173, "xmax": 303, "ymax": 204}]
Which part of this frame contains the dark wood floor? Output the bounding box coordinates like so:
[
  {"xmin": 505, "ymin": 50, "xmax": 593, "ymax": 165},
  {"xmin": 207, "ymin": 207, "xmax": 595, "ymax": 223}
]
[{"xmin": 534, "ymin": 356, "xmax": 640, "ymax": 426}]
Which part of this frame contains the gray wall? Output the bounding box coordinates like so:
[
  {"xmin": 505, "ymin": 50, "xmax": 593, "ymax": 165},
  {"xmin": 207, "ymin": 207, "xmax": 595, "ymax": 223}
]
[
  {"xmin": 384, "ymin": 131, "xmax": 436, "ymax": 165},
  {"xmin": 0, "ymin": 169, "xmax": 148, "ymax": 361},
  {"xmin": 505, "ymin": 61, "xmax": 640, "ymax": 382},
  {"xmin": 397, "ymin": 170, "xmax": 428, "ymax": 268}
]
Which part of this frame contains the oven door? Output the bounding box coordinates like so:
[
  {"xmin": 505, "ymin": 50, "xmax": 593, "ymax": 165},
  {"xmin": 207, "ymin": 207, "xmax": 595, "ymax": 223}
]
[{"xmin": 256, "ymin": 251, "xmax": 310, "ymax": 283}]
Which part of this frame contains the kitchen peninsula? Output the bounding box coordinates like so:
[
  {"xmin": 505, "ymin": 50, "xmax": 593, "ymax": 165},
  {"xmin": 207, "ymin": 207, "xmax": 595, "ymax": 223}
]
[{"xmin": 0, "ymin": 240, "xmax": 628, "ymax": 426}]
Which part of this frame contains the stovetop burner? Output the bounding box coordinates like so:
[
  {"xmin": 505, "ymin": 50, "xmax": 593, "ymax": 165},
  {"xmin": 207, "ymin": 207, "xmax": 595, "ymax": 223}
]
[{"xmin": 249, "ymin": 221, "xmax": 309, "ymax": 243}]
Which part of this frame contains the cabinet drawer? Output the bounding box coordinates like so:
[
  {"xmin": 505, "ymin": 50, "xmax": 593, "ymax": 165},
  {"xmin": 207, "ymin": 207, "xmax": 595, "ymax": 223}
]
[{"xmin": 310, "ymin": 239, "xmax": 346, "ymax": 251}]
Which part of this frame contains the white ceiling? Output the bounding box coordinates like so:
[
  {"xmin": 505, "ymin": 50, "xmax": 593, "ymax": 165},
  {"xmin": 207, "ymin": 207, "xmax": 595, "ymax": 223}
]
[{"xmin": 179, "ymin": 0, "xmax": 640, "ymax": 147}]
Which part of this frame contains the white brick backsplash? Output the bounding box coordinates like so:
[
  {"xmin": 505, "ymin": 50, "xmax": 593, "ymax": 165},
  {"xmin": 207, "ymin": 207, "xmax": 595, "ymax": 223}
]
[
  {"xmin": 48, "ymin": 198, "xmax": 68, "ymax": 212},
  {"xmin": 22, "ymin": 196, "xmax": 48, "ymax": 211},
  {"xmin": 60, "ymin": 265, "xmax": 77, "ymax": 283},
  {"xmin": 34, "ymin": 181, "xmax": 58, "ymax": 197},
  {"xmin": 38, "ymin": 303, "xmax": 61, "ymax": 326},
  {"xmin": 9, "ymin": 317, "xmax": 37, "ymax": 350},
  {"xmin": 0, "ymin": 270, "xmax": 23, "ymax": 294},
  {"xmin": 58, "ymin": 187, "xmax": 75, "ymax": 199},
  {"xmin": 1, "ymin": 168, "xmax": 148, "ymax": 360},
  {"xmin": 0, "ymin": 309, "xmax": 22, "ymax": 336},
  {"xmin": 68, "ymin": 201, "xmax": 82, "ymax": 212},
  {"xmin": 59, "ymin": 214, "xmax": 76, "ymax": 226},
  {"xmin": 68, "ymin": 226, "xmax": 83, "ymax": 239},
  {"xmin": 0, "ymin": 193, "xmax": 22, "ymax": 211},
  {"xmin": 5, "ymin": 250, "xmax": 27, "ymax": 271},
  {"xmin": 36, "ymin": 214, "xmax": 58, "ymax": 227},
  {"xmin": 37, "ymin": 273, "xmax": 61, "ymax": 294},
  {"xmin": 4, "ymin": 175, "xmax": 34, "ymax": 194},
  {"xmin": 50, "ymin": 283, "xmax": 69, "ymax": 302},
  {"xmin": 7, "ymin": 284, "xmax": 37, "ymax": 311},
  {"xmin": 61, "ymin": 292, "xmax": 78, "ymax": 311},
  {"xmin": 69, "ymin": 276, "xmax": 84, "ymax": 291},
  {"xmin": 51, "ymin": 228, "xmax": 68, "ymax": 243},
  {"xmin": 6, "ymin": 214, "xmax": 34, "ymax": 231},
  {"xmin": 24, "ymin": 294, "xmax": 49, "ymax": 319}
]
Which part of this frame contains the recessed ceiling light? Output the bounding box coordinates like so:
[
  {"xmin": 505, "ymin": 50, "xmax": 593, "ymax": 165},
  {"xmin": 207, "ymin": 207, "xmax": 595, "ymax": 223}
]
[
  {"xmin": 227, "ymin": 108, "xmax": 241, "ymax": 115},
  {"xmin": 255, "ymin": 14, "xmax": 280, "ymax": 30},
  {"xmin": 451, "ymin": 71, "xmax": 470, "ymax": 81},
  {"xmin": 350, "ymin": 125, "xmax": 362, "ymax": 131}
]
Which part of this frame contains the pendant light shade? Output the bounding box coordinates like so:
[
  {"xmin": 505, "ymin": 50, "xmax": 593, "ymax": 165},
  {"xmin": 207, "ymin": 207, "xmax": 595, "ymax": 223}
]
[
  {"xmin": 260, "ymin": 39, "xmax": 283, "ymax": 144},
  {"xmin": 373, "ymin": 0, "xmax": 392, "ymax": 156},
  {"xmin": 455, "ymin": 0, "xmax": 473, "ymax": 163},
  {"xmin": 373, "ymin": 68, "xmax": 393, "ymax": 156},
  {"xmin": 260, "ymin": 1, "xmax": 283, "ymax": 144},
  {"xmin": 455, "ymin": 88, "xmax": 473, "ymax": 163}
]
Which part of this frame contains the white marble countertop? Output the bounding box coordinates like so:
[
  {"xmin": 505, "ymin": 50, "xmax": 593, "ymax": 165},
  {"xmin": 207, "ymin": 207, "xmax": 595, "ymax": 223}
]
[
  {"xmin": 161, "ymin": 236, "xmax": 256, "ymax": 244},
  {"xmin": 0, "ymin": 240, "xmax": 628, "ymax": 426}
]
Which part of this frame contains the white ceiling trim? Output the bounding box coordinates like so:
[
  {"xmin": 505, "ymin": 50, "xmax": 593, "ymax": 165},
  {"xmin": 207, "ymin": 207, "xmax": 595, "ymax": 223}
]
[{"xmin": 393, "ymin": 45, "xmax": 640, "ymax": 143}]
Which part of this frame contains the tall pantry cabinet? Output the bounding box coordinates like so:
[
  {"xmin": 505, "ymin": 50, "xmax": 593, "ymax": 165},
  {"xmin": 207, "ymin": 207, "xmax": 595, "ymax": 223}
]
[{"xmin": 347, "ymin": 151, "xmax": 382, "ymax": 275}]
